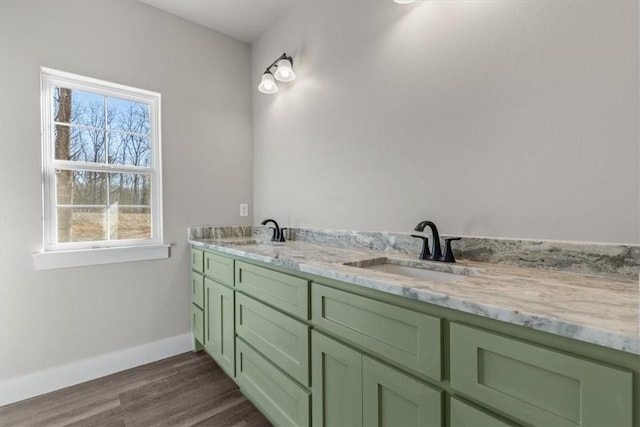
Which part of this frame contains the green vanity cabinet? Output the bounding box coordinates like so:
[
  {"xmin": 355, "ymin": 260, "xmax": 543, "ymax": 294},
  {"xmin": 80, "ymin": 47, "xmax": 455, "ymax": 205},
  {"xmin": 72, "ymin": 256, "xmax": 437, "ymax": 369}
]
[
  {"xmin": 312, "ymin": 330, "xmax": 443, "ymax": 427},
  {"xmin": 203, "ymin": 276, "xmax": 235, "ymax": 377},
  {"xmin": 190, "ymin": 246, "xmax": 640, "ymax": 427},
  {"xmin": 450, "ymin": 323, "xmax": 633, "ymax": 427}
]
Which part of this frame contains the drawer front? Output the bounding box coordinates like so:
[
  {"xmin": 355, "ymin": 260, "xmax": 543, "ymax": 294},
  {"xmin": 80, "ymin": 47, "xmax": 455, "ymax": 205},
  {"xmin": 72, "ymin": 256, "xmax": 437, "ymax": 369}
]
[
  {"xmin": 204, "ymin": 251, "xmax": 234, "ymax": 287},
  {"xmin": 191, "ymin": 247, "xmax": 204, "ymax": 272},
  {"xmin": 312, "ymin": 283, "xmax": 442, "ymax": 381},
  {"xmin": 235, "ymin": 261, "xmax": 309, "ymax": 320},
  {"xmin": 450, "ymin": 323, "xmax": 633, "ymax": 427},
  {"xmin": 236, "ymin": 338, "xmax": 310, "ymax": 427},
  {"xmin": 363, "ymin": 356, "xmax": 442, "ymax": 427},
  {"xmin": 191, "ymin": 271, "xmax": 204, "ymax": 309},
  {"xmin": 236, "ymin": 293, "xmax": 310, "ymax": 386},
  {"xmin": 192, "ymin": 304, "xmax": 204, "ymax": 345},
  {"xmin": 450, "ymin": 397, "xmax": 517, "ymax": 427}
]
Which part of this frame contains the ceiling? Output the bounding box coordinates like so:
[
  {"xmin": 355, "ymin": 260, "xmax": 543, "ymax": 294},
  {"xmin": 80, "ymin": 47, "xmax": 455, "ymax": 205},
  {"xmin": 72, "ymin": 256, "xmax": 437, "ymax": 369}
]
[{"xmin": 138, "ymin": 0, "xmax": 298, "ymax": 44}]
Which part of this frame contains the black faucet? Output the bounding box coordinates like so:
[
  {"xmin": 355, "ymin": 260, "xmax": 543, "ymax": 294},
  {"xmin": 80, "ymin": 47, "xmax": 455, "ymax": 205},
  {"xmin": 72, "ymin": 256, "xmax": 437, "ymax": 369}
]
[
  {"xmin": 260, "ymin": 219, "xmax": 286, "ymax": 242},
  {"xmin": 412, "ymin": 220, "xmax": 442, "ymax": 261},
  {"xmin": 411, "ymin": 220, "xmax": 460, "ymax": 263}
]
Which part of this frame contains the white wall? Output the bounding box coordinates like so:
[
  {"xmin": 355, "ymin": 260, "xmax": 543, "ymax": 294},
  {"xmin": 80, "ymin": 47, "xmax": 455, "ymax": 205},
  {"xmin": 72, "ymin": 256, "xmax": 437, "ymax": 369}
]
[
  {"xmin": 0, "ymin": 0, "xmax": 252, "ymax": 397},
  {"xmin": 252, "ymin": 0, "xmax": 639, "ymax": 244}
]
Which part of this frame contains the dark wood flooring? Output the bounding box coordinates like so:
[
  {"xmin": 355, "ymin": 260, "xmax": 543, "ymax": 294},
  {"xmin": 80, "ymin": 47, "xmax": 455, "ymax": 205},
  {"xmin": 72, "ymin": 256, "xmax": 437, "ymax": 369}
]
[{"xmin": 0, "ymin": 352, "xmax": 272, "ymax": 427}]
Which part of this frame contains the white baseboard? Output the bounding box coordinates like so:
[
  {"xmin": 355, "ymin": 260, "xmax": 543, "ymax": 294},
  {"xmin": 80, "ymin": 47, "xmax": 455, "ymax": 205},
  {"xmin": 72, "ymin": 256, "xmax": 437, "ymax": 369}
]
[{"xmin": 0, "ymin": 333, "xmax": 193, "ymax": 406}]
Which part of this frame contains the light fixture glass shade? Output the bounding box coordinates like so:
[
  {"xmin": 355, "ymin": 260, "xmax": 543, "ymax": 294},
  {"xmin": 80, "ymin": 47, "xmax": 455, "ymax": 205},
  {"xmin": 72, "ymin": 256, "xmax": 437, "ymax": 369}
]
[
  {"xmin": 258, "ymin": 72, "xmax": 278, "ymax": 94},
  {"xmin": 274, "ymin": 58, "xmax": 296, "ymax": 82}
]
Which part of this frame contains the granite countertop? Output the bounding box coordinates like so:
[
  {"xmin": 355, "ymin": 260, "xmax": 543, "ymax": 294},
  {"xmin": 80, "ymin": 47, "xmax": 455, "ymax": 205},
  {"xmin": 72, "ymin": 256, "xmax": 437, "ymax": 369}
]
[{"xmin": 190, "ymin": 236, "xmax": 639, "ymax": 355}]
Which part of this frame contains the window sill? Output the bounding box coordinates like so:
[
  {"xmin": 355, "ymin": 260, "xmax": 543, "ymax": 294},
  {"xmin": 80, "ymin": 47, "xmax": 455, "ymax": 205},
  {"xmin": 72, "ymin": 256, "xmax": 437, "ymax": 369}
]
[{"xmin": 32, "ymin": 244, "xmax": 171, "ymax": 270}]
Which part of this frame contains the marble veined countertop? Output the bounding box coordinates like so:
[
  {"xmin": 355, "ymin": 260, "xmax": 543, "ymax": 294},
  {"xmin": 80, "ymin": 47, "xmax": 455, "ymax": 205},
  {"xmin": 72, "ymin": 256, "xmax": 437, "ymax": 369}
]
[{"xmin": 190, "ymin": 237, "xmax": 639, "ymax": 355}]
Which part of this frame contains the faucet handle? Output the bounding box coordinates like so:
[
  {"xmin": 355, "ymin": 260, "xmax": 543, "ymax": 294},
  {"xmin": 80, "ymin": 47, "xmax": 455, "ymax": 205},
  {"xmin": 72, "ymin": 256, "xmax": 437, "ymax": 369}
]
[
  {"xmin": 441, "ymin": 237, "xmax": 461, "ymax": 263},
  {"xmin": 278, "ymin": 228, "xmax": 288, "ymax": 242},
  {"xmin": 411, "ymin": 234, "xmax": 431, "ymax": 260}
]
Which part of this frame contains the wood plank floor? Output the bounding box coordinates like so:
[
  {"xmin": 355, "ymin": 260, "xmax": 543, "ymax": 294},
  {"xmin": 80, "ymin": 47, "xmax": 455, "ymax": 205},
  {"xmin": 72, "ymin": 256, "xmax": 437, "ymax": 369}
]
[{"xmin": 0, "ymin": 352, "xmax": 272, "ymax": 427}]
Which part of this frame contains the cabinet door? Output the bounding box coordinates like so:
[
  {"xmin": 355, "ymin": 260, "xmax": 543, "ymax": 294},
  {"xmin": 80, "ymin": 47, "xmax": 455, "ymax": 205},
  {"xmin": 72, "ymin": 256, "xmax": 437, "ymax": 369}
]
[
  {"xmin": 450, "ymin": 323, "xmax": 633, "ymax": 427},
  {"xmin": 450, "ymin": 397, "xmax": 517, "ymax": 427},
  {"xmin": 212, "ymin": 281, "xmax": 235, "ymax": 377},
  {"xmin": 204, "ymin": 277, "xmax": 235, "ymax": 377},
  {"xmin": 363, "ymin": 356, "xmax": 442, "ymax": 427},
  {"xmin": 203, "ymin": 278, "xmax": 217, "ymax": 356},
  {"xmin": 312, "ymin": 331, "xmax": 362, "ymax": 427}
]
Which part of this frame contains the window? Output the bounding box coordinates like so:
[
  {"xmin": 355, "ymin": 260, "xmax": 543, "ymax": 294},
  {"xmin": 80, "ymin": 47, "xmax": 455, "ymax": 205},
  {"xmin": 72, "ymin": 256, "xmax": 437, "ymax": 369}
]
[{"xmin": 35, "ymin": 68, "xmax": 167, "ymax": 269}]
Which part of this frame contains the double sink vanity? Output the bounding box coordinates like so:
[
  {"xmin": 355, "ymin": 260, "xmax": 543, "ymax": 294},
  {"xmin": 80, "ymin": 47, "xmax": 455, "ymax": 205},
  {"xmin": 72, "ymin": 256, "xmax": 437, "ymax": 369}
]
[{"xmin": 188, "ymin": 224, "xmax": 639, "ymax": 427}]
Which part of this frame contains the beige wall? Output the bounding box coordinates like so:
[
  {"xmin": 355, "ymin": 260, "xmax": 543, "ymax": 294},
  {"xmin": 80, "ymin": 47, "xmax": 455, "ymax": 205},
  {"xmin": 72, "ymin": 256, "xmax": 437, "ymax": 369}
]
[
  {"xmin": 0, "ymin": 0, "xmax": 252, "ymax": 382},
  {"xmin": 252, "ymin": 0, "xmax": 639, "ymax": 244}
]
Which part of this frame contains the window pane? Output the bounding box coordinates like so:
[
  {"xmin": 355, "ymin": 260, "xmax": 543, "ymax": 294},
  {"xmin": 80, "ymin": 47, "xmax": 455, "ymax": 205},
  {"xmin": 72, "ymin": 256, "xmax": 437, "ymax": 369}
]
[
  {"xmin": 56, "ymin": 170, "xmax": 107, "ymax": 205},
  {"xmin": 109, "ymin": 207, "xmax": 151, "ymax": 240},
  {"xmin": 55, "ymin": 125, "xmax": 106, "ymax": 163},
  {"xmin": 107, "ymin": 131, "xmax": 151, "ymax": 167},
  {"xmin": 109, "ymin": 173, "xmax": 151, "ymax": 206},
  {"xmin": 53, "ymin": 86, "xmax": 105, "ymax": 127},
  {"xmin": 108, "ymin": 97, "xmax": 150, "ymax": 134},
  {"xmin": 57, "ymin": 207, "xmax": 106, "ymax": 243}
]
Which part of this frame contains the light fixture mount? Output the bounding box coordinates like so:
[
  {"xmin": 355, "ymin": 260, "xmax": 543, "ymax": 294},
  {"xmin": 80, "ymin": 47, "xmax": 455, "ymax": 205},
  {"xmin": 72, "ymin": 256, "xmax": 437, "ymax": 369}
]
[{"xmin": 258, "ymin": 52, "xmax": 296, "ymax": 94}]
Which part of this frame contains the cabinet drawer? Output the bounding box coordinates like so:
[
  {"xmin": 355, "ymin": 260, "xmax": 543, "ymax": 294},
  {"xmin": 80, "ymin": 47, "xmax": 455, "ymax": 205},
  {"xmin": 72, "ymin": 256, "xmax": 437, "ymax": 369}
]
[
  {"xmin": 235, "ymin": 261, "xmax": 309, "ymax": 320},
  {"xmin": 204, "ymin": 251, "xmax": 234, "ymax": 287},
  {"xmin": 191, "ymin": 247, "xmax": 204, "ymax": 272},
  {"xmin": 312, "ymin": 283, "xmax": 442, "ymax": 381},
  {"xmin": 236, "ymin": 293, "xmax": 310, "ymax": 386},
  {"xmin": 450, "ymin": 397, "xmax": 516, "ymax": 427},
  {"xmin": 192, "ymin": 304, "xmax": 204, "ymax": 345},
  {"xmin": 191, "ymin": 271, "xmax": 204, "ymax": 309},
  {"xmin": 450, "ymin": 323, "xmax": 633, "ymax": 427},
  {"xmin": 236, "ymin": 338, "xmax": 310, "ymax": 427}
]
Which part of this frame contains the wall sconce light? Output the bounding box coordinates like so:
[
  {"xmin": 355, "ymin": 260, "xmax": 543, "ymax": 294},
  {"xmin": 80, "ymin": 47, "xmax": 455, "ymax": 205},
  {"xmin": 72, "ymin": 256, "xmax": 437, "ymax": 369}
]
[{"xmin": 258, "ymin": 53, "xmax": 296, "ymax": 94}]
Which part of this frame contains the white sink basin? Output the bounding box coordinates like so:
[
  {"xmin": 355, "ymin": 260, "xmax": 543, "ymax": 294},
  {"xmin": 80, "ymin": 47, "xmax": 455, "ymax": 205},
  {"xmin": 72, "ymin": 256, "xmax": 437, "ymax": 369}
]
[
  {"xmin": 345, "ymin": 258, "xmax": 476, "ymax": 284},
  {"xmin": 360, "ymin": 263, "xmax": 466, "ymax": 283}
]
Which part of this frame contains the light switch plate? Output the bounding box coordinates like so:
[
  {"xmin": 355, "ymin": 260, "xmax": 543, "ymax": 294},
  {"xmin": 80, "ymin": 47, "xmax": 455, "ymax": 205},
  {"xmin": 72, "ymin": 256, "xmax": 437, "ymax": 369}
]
[{"xmin": 240, "ymin": 203, "xmax": 249, "ymax": 217}]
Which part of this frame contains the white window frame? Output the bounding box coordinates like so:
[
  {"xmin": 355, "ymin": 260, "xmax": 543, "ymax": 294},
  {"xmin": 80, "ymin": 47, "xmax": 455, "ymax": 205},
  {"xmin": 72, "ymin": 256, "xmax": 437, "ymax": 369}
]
[{"xmin": 34, "ymin": 67, "xmax": 168, "ymax": 269}]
